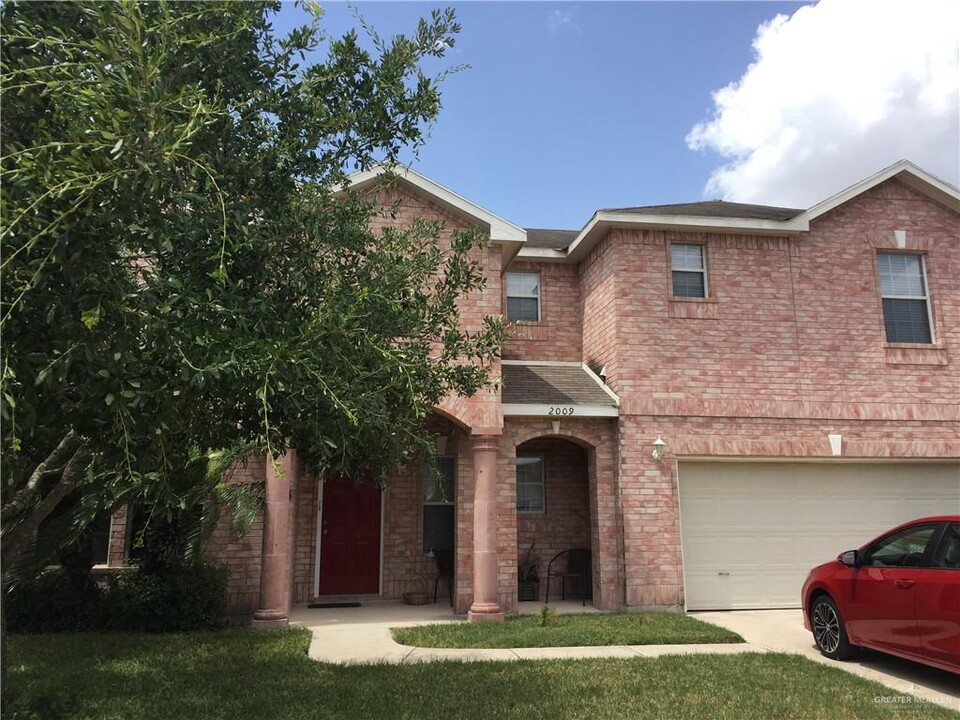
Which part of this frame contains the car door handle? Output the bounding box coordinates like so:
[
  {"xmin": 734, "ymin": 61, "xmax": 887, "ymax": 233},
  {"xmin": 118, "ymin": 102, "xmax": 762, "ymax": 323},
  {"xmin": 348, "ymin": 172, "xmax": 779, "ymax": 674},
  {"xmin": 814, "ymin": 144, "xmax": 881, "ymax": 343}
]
[{"xmin": 894, "ymin": 579, "xmax": 915, "ymax": 589}]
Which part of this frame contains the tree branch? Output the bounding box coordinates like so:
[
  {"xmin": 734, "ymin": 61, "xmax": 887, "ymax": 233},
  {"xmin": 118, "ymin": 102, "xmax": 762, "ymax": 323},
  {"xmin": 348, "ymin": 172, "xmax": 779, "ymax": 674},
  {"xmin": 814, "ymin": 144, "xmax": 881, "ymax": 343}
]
[
  {"xmin": 0, "ymin": 431, "xmax": 79, "ymax": 525},
  {"xmin": 1, "ymin": 442, "xmax": 91, "ymax": 566}
]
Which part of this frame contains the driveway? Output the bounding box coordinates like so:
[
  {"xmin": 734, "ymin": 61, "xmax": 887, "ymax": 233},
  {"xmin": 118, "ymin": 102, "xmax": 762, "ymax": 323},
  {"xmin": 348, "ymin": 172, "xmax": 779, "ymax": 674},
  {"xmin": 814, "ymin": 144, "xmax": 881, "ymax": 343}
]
[{"xmin": 690, "ymin": 609, "xmax": 959, "ymax": 712}]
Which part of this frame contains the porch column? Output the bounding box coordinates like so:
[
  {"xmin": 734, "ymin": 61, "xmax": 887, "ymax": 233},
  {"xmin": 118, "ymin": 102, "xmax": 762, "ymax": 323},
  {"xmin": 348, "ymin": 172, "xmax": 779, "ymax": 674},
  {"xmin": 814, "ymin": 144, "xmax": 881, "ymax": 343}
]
[
  {"xmin": 252, "ymin": 450, "xmax": 296, "ymax": 628},
  {"xmin": 468, "ymin": 434, "xmax": 504, "ymax": 621}
]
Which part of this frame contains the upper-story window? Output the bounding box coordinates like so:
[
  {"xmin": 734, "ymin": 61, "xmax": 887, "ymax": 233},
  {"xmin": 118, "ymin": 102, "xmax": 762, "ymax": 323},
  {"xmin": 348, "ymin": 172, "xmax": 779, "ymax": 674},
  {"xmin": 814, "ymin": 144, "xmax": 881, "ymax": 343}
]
[
  {"xmin": 671, "ymin": 244, "xmax": 707, "ymax": 297},
  {"xmin": 878, "ymin": 253, "xmax": 933, "ymax": 344},
  {"xmin": 506, "ymin": 271, "xmax": 540, "ymax": 322}
]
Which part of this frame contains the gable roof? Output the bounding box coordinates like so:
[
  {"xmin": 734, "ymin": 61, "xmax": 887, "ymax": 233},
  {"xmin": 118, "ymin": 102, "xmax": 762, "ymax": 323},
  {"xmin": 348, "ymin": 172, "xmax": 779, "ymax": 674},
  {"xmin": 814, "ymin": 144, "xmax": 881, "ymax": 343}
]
[
  {"xmin": 800, "ymin": 159, "xmax": 960, "ymax": 222},
  {"xmin": 524, "ymin": 228, "xmax": 579, "ymax": 249},
  {"xmin": 554, "ymin": 160, "xmax": 960, "ymax": 263},
  {"xmin": 603, "ymin": 201, "xmax": 803, "ymax": 222},
  {"xmin": 347, "ymin": 165, "xmax": 526, "ymax": 266}
]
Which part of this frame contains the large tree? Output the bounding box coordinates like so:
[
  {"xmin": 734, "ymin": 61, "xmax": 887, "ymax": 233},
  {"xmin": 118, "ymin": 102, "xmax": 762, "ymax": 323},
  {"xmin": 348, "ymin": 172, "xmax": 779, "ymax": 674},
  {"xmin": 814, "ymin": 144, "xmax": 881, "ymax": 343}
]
[{"xmin": 1, "ymin": 1, "xmax": 500, "ymax": 579}]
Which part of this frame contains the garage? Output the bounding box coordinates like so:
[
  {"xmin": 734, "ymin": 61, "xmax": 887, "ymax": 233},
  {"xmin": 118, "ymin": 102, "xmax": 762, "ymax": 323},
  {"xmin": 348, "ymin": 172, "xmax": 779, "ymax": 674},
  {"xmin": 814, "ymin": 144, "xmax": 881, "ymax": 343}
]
[{"xmin": 678, "ymin": 461, "xmax": 960, "ymax": 611}]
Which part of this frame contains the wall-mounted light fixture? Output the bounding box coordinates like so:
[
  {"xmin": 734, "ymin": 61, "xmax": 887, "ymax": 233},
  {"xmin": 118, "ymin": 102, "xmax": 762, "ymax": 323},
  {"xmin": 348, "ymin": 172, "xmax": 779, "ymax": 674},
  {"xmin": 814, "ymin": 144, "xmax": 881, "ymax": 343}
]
[
  {"xmin": 828, "ymin": 433, "xmax": 842, "ymax": 456},
  {"xmin": 652, "ymin": 435, "xmax": 667, "ymax": 462}
]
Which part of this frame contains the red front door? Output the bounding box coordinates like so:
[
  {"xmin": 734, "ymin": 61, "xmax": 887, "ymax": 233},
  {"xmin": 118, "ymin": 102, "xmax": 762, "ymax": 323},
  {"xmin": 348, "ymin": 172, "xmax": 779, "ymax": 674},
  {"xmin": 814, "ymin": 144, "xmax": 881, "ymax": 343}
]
[{"xmin": 318, "ymin": 475, "xmax": 381, "ymax": 595}]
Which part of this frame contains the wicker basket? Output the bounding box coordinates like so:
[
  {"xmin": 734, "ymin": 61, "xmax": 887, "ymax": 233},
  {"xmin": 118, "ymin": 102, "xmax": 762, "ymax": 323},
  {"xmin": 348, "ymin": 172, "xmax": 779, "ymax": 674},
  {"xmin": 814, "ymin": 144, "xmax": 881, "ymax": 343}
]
[{"xmin": 402, "ymin": 575, "xmax": 430, "ymax": 605}]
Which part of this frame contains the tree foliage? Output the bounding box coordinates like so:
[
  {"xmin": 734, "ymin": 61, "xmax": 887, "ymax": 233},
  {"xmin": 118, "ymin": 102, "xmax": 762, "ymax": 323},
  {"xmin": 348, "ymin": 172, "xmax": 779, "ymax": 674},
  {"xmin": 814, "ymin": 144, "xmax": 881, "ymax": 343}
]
[{"xmin": 1, "ymin": 1, "xmax": 501, "ymax": 571}]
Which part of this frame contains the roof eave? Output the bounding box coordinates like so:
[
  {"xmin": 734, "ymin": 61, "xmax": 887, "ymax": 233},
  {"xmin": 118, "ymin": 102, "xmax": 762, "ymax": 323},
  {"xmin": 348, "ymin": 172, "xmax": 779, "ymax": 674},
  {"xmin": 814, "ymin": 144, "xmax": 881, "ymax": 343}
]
[
  {"xmin": 565, "ymin": 212, "xmax": 807, "ymax": 262},
  {"xmin": 347, "ymin": 165, "xmax": 527, "ymax": 266},
  {"xmin": 799, "ymin": 160, "xmax": 960, "ymax": 222}
]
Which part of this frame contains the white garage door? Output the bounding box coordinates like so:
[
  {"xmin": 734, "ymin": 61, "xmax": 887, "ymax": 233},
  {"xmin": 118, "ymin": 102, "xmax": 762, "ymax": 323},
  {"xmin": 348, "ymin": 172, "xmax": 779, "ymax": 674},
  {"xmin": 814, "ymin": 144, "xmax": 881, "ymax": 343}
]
[{"xmin": 678, "ymin": 461, "xmax": 960, "ymax": 611}]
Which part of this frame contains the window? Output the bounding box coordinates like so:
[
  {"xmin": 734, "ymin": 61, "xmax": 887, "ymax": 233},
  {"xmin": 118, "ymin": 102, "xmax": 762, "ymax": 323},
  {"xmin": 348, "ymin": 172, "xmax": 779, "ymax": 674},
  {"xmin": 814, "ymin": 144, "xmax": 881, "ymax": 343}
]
[
  {"xmin": 506, "ymin": 272, "xmax": 540, "ymax": 321},
  {"xmin": 671, "ymin": 244, "xmax": 707, "ymax": 297},
  {"xmin": 933, "ymin": 524, "xmax": 960, "ymax": 569},
  {"xmin": 423, "ymin": 456, "xmax": 455, "ymax": 554},
  {"xmin": 89, "ymin": 512, "xmax": 111, "ymax": 565},
  {"xmin": 862, "ymin": 524, "xmax": 938, "ymax": 568},
  {"xmin": 516, "ymin": 457, "xmax": 544, "ymax": 513},
  {"xmin": 878, "ymin": 253, "xmax": 933, "ymax": 343}
]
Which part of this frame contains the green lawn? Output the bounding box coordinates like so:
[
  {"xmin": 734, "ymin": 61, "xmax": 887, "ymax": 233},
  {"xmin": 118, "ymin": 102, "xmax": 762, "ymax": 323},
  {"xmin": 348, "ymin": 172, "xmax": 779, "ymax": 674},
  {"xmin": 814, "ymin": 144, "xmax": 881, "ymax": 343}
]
[
  {"xmin": 6, "ymin": 629, "xmax": 957, "ymax": 720},
  {"xmin": 392, "ymin": 611, "xmax": 744, "ymax": 648}
]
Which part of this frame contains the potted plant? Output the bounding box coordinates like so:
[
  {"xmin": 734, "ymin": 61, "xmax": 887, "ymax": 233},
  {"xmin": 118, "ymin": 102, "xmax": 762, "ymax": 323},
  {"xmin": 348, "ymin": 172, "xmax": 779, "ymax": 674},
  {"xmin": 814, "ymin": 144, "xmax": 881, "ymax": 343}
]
[{"xmin": 517, "ymin": 543, "xmax": 540, "ymax": 602}]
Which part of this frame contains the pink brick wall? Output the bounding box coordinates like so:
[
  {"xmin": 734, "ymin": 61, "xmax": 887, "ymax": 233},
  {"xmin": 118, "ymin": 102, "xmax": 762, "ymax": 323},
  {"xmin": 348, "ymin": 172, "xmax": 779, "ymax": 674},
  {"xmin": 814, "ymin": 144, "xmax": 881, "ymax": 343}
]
[
  {"xmin": 106, "ymin": 505, "xmax": 128, "ymax": 567},
  {"xmin": 291, "ymin": 468, "xmax": 318, "ymax": 604},
  {"xmin": 366, "ymin": 182, "xmax": 503, "ymax": 432},
  {"xmin": 580, "ymin": 235, "xmax": 621, "ymax": 382},
  {"xmin": 601, "ymin": 179, "xmax": 958, "ymax": 411},
  {"xmin": 617, "ymin": 414, "xmax": 959, "ymax": 608},
  {"xmin": 499, "ymin": 418, "xmax": 621, "ymax": 611},
  {"xmin": 204, "ymin": 456, "xmax": 266, "ymax": 615},
  {"xmin": 504, "ymin": 260, "xmax": 582, "ymax": 361},
  {"xmin": 516, "ymin": 438, "xmax": 590, "ymax": 599},
  {"xmin": 211, "ymin": 174, "xmax": 958, "ymax": 617},
  {"xmin": 577, "ymin": 178, "xmax": 959, "ymax": 609}
]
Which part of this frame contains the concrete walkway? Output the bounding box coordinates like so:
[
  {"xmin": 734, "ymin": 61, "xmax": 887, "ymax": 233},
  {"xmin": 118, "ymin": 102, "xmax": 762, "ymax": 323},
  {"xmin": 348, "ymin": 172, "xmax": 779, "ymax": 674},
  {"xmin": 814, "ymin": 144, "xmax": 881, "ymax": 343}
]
[
  {"xmin": 290, "ymin": 601, "xmax": 959, "ymax": 712},
  {"xmin": 289, "ymin": 599, "xmax": 761, "ymax": 665}
]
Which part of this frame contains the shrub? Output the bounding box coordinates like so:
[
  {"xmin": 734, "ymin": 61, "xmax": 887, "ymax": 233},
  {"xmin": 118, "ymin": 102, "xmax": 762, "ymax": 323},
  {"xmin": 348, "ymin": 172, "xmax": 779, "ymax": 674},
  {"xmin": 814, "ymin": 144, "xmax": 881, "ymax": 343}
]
[
  {"xmin": 6, "ymin": 562, "xmax": 228, "ymax": 634},
  {"xmin": 4, "ymin": 568, "xmax": 100, "ymax": 633}
]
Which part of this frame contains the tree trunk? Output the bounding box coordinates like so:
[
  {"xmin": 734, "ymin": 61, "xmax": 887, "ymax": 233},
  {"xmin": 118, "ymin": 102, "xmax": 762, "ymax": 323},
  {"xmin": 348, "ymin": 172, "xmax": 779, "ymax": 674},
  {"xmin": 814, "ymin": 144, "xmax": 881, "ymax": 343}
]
[{"xmin": 0, "ymin": 435, "xmax": 91, "ymax": 705}]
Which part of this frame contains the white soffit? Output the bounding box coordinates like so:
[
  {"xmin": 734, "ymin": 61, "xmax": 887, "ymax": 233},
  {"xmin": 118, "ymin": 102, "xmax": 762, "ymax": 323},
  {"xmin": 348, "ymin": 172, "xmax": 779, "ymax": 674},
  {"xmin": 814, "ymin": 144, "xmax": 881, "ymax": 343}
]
[
  {"xmin": 564, "ymin": 211, "xmax": 808, "ymax": 263},
  {"xmin": 348, "ymin": 165, "xmax": 526, "ymax": 266},
  {"xmin": 800, "ymin": 159, "xmax": 960, "ymax": 222}
]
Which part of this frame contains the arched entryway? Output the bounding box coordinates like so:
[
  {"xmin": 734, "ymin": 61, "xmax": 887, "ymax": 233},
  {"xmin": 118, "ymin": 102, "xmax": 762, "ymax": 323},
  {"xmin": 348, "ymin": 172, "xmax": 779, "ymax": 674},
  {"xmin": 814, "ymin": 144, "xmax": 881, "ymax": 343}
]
[{"xmin": 515, "ymin": 436, "xmax": 593, "ymax": 605}]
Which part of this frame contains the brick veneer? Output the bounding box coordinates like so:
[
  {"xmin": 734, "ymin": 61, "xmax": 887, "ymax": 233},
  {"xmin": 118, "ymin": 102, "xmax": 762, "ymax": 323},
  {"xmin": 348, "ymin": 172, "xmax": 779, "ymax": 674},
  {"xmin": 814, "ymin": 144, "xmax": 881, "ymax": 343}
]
[
  {"xmin": 204, "ymin": 456, "xmax": 266, "ymax": 615},
  {"xmin": 515, "ymin": 438, "xmax": 590, "ymax": 599},
  {"xmin": 499, "ymin": 418, "xmax": 621, "ymax": 612},
  {"xmin": 204, "ymin": 173, "xmax": 958, "ymax": 618},
  {"xmin": 504, "ymin": 260, "xmax": 582, "ymax": 361}
]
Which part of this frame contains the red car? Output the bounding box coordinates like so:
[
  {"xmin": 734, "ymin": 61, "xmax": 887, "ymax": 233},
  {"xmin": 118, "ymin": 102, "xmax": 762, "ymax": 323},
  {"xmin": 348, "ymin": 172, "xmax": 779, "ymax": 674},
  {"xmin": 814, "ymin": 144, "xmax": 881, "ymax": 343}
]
[{"xmin": 801, "ymin": 516, "xmax": 960, "ymax": 675}]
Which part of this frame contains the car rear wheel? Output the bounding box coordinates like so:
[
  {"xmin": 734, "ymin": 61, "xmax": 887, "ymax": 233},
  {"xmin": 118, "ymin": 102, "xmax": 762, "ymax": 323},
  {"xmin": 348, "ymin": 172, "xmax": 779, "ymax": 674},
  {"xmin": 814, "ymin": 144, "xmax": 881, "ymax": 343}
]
[{"xmin": 811, "ymin": 595, "xmax": 857, "ymax": 660}]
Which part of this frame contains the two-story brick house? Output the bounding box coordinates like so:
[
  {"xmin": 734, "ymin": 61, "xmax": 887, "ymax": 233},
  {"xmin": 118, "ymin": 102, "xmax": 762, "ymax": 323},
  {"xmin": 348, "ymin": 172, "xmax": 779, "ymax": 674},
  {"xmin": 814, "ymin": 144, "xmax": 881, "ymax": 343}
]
[{"xmin": 107, "ymin": 160, "xmax": 960, "ymax": 624}]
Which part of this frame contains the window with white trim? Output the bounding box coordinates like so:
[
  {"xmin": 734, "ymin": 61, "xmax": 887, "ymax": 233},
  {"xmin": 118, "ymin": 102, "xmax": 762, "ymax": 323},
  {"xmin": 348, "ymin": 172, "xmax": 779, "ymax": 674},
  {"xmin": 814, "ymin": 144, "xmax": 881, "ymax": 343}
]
[
  {"xmin": 506, "ymin": 272, "xmax": 540, "ymax": 321},
  {"xmin": 878, "ymin": 253, "xmax": 933, "ymax": 344},
  {"xmin": 671, "ymin": 243, "xmax": 707, "ymax": 297},
  {"xmin": 423, "ymin": 456, "xmax": 455, "ymax": 554},
  {"xmin": 516, "ymin": 456, "xmax": 544, "ymax": 514}
]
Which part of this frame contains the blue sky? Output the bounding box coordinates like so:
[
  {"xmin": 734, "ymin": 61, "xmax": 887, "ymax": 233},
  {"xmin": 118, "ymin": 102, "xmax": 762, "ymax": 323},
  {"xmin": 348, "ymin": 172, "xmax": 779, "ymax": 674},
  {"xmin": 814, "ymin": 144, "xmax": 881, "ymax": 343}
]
[{"xmin": 274, "ymin": 1, "xmax": 959, "ymax": 230}]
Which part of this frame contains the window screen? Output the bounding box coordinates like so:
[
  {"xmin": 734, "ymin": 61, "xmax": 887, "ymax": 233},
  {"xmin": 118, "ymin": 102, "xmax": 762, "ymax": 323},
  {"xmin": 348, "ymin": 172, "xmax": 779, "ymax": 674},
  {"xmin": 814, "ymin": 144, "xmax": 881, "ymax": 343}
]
[
  {"xmin": 878, "ymin": 253, "xmax": 932, "ymax": 343},
  {"xmin": 506, "ymin": 272, "xmax": 540, "ymax": 321},
  {"xmin": 671, "ymin": 244, "xmax": 706, "ymax": 297}
]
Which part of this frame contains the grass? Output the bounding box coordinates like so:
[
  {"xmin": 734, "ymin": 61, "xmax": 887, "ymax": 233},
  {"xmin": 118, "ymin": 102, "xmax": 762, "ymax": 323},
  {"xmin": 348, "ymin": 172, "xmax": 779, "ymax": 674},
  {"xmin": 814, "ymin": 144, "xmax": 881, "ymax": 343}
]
[
  {"xmin": 6, "ymin": 629, "xmax": 958, "ymax": 720},
  {"xmin": 391, "ymin": 611, "xmax": 745, "ymax": 648}
]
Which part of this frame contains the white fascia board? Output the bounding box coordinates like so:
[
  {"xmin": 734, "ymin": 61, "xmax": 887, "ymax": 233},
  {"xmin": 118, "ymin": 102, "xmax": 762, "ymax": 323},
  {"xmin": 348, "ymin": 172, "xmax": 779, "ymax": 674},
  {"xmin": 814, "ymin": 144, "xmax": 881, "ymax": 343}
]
[
  {"xmin": 800, "ymin": 160, "xmax": 960, "ymax": 222},
  {"xmin": 581, "ymin": 362, "xmax": 620, "ymax": 407},
  {"xmin": 565, "ymin": 211, "xmax": 806, "ymax": 263},
  {"xmin": 501, "ymin": 360, "xmax": 583, "ymax": 367},
  {"xmin": 502, "ymin": 403, "xmax": 619, "ymax": 417},
  {"xmin": 595, "ymin": 211, "xmax": 808, "ymax": 235},
  {"xmin": 514, "ymin": 247, "xmax": 568, "ymax": 262},
  {"xmin": 348, "ymin": 165, "xmax": 527, "ymax": 244}
]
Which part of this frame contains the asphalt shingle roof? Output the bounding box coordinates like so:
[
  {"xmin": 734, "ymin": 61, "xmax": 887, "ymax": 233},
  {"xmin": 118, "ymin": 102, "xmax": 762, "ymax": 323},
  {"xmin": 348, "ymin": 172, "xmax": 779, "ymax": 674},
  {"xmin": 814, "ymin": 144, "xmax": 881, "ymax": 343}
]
[
  {"xmin": 502, "ymin": 364, "xmax": 616, "ymax": 407},
  {"xmin": 523, "ymin": 228, "xmax": 579, "ymax": 249},
  {"xmin": 602, "ymin": 200, "xmax": 803, "ymax": 222}
]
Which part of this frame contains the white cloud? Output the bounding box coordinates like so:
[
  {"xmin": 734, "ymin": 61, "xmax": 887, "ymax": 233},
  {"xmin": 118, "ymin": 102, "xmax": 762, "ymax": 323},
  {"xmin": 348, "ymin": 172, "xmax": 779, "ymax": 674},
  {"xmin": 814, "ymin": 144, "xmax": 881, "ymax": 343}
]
[
  {"xmin": 548, "ymin": 9, "xmax": 579, "ymax": 36},
  {"xmin": 687, "ymin": 0, "xmax": 959, "ymax": 207}
]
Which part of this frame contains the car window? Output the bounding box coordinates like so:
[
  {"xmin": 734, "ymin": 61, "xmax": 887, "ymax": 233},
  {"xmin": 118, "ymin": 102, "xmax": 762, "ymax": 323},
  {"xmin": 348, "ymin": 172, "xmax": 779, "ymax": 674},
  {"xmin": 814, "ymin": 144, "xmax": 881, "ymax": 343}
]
[
  {"xmin": 933, "ymin": 524, "xmax": 960, "ymax": 569},
  {"xmin": 861, "ymin": 524, "xmax": 938, "ymax": 568}
]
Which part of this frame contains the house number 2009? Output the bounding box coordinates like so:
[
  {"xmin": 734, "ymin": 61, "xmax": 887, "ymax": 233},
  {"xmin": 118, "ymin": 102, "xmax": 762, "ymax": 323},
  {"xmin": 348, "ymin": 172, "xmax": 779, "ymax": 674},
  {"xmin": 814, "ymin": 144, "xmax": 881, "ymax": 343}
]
[{"xmin": 548, "ymin": 406, "xmax": 575, "ymax": 416}]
